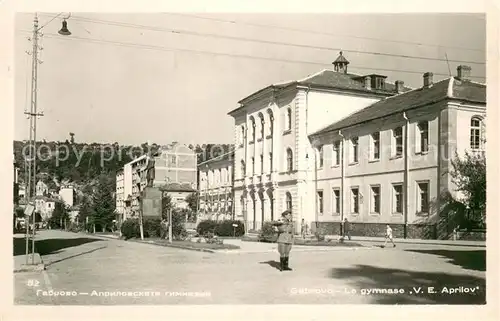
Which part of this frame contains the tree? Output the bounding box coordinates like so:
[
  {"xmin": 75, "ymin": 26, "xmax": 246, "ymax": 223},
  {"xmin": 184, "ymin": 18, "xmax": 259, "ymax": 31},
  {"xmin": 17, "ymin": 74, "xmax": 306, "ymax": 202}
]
[
  {"xmin": 185, "ymin": 192, "xmax": 198, "ymax": 213},
  {"xmin": 91, "ymin": 174, "xmax": 116, "ymax": 232},
  {"xmin": 79, "ymin": 194, "xmax": 93, "ymax": 230},
  {"xmin": 449, "ymin": 151, "xmax": 486, "ymax": 228},
  {"xmin": 50, "ymin": 201, "xmax": 69, "ymax": 229},
  {"xmin": 161, "ymin": 194, "xmax": 186, "ymax": 239}
]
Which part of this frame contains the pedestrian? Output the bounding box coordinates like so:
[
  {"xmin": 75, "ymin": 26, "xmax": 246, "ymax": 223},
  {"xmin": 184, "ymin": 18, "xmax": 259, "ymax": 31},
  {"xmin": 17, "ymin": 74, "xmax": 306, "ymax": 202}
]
[
  {"xmin": 383, "ymin": 224, "xmax": 396, "ymax": 248},
  {"xmin": 300, "ymin": 218, "xmax": 307, "ymax": 239},
  {"xmin": 272, "ymin": 210, "xmax": 294, "ymax": 272},
  {"xmin": 343, "ymin": 218, "xmax": 351, "ymax": 240}
]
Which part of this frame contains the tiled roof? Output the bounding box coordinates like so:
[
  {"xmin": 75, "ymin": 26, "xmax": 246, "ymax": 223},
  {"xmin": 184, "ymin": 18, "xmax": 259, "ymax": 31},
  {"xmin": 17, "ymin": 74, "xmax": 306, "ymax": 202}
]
[
  {"xmin": 232, "ymin": 69, "xmax": 412, "ymax": 110},
  {"xmin": 333, "ymin": 51, "xmax": 349, "ymax": 64},
  {"xmin": 311, "ymin": 77, "xmax": 486, "ymax": 136}
]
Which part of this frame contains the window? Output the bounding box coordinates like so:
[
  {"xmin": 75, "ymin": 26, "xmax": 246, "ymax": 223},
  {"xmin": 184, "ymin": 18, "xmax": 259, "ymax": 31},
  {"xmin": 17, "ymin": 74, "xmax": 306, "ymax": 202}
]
[
  {"xmin": 392, "ymin": 184, "xmax": 403, "ymax": 214},
  {"xmin": 269, "ymin": 152, "xmax": 273, "ymax": 173},
  {"xmin": 350, "ymin": 137, "xmax": 359, "ymax": 163},
  {"xmin": 417, "ymin": 182, "xmax": 429, "ymax": 214},
  {"xmin": 286, "ymin": 192, "xmax": 292, "ymax": 211},
  {"xmin": 251, "ymin": 157, "xmax": 255, "ymax": 176},
  {"xmin": 470, "ymin": 117, "xmax": 482, "ymax": 150},
  {"xmin": 317, "ymin": 146, "xmax": 324, "ymax": 168},
  {"xmin": 371, "ymin": 132, "xmax": 380, "ymax": 160},
  {"xmin": 416, "ymin": 121, "xmax": 429, "ymax": 153},
  {"xmin": 250, "ymin": 117, "xmax": 256, "ymax": 142},
  {"xmin": 240, "ymin": 160, "xmax": 246, "ymax": 177},
  {"xmin": 286, "ymin": 148, "xmax": 293, "ymax": 172},
  {"xmin": 268, "ymin": 111, "xmax": 274, "ymax": 137},
  {"xmin": 240, "ymin": 126, "xmax": 245, "ymax": 145},
  {"xmin": 350, "ymin": 187, "xmax": 359, "ymax": 214},
  {"xmin": 370, "ymin": 185, "xmax": 380, "ymax": 214},
  {"xmin": 287, "ymin": 108, "xmax": 292, "ymax": 130},
  {"xmin": 170, "ymin": 155, "xmax": 177, "ymax": 166},
  {"xmin": 317, "ymin": 191, "xmax": 324, "ymax": 214},
  {"xmin": 392, "ymin": 127, "xmax": 403, "ymax": 157},
  {"xmin": 375, "ymin": 77, "xmax": 385, "ymax": 89},
  {"xmin": 260, "ymin": 154, "xmax": 264, "ymax": 173},
  {"xmin": 332, "ymin": 141, "xmax": 340, "ymax": 166},
  {"xmin": 259, "ymin": 114, "xmax": 265, "ymax": 139},
  {"xmin": 332, "ymin": 189, "xmax": 340, "ymax": 214}
]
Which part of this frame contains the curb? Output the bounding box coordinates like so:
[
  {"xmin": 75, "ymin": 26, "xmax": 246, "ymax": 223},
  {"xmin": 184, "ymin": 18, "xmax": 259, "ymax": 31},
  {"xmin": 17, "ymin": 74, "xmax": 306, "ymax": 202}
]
[
  {"xmin": 14, "ymin": 263, "xmax": 45, "ymax": 273},
  {"xmin": 74, "ymin": 231, "xmax": 220, "ymax": 253}
]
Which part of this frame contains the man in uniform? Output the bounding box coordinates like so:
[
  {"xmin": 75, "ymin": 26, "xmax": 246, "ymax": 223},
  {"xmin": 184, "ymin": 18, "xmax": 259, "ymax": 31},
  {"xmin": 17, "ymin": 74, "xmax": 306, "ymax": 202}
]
[{"xmin": 272, "ymin": 210, "xmax": 294, "ymax": 272}]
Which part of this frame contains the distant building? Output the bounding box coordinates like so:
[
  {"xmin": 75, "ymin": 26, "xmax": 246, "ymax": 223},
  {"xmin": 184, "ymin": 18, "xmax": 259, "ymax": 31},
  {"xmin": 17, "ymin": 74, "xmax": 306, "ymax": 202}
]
[
  {"xmin": 59, "ymin": 185, "xmax": 75, "ymax": 208},
  {"xmin": 161, "ymin": 182, "xmax": 197, "ymax": 210},
  {"xmin": 115, "ymin": 142, "xmax": 198, "ymax": 222},
  {"xmin": 35, "ymin": 181, "xmax": 48, "ymax": 197},
  {"xmin": 198, "ymin": 150, "xmax": 234, "ymax": 221},
  {"xmin": 34, "ymin": 196, "xmax": 56, "ymax": 221}
]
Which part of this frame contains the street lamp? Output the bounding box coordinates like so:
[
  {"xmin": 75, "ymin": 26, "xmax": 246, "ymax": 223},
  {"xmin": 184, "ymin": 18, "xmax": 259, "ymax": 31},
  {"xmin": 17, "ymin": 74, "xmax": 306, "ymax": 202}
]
[{"xmin": 24, "ymin": 12, "xmax": 72, "ymax": 265}]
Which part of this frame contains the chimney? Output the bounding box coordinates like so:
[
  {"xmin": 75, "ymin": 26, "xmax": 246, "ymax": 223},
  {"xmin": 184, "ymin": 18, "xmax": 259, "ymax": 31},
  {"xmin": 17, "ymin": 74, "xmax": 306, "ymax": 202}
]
[
  {"xmin": 457, "ymin": 65, "xmax": 471, "ymax": 81},
  {"xmin": 423, "ymin": 72, "xmax": 433, "ymax": 88},
  {"xmin": 364, "ymin": 76, "xmax": 371, "ymax": 90},
  {"xmin": 395, "ymin": 80, "xmax": 404, "ymax": 93}
]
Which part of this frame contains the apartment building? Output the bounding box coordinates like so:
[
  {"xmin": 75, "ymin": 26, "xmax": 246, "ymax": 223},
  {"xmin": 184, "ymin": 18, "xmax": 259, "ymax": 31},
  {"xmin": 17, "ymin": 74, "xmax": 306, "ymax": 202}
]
[
  {"xmin": 308, "ymin": 65, "xmax": 486, "ymax": 238},
  {"xmin": 228, "ymin": 52, "xmax": 412, "ymax": 233},
  {"xmin": 198, "ymin": 150, "xmax": 234, "ymax": 221}
]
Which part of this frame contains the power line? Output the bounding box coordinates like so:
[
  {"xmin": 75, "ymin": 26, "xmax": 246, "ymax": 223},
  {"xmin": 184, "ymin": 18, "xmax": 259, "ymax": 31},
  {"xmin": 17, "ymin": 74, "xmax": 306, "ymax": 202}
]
[
  {"xmin": 163, "ymin": 12, "xmax": 486, "ymax": 53},
  {"xmin": 17, "ymin": 29, "xmax": 486, "ymax": 80},
  {"xmin": 36, "ymin": 13, "xmax": 485, "ymax": 66}
]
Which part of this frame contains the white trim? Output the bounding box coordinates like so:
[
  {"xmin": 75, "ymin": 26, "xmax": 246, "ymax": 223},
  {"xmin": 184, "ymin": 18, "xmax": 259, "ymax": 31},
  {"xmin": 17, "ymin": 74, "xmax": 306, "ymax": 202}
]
[{"xmin": 446, "ymin": 77, "xmax": 455, "ymax": 98}]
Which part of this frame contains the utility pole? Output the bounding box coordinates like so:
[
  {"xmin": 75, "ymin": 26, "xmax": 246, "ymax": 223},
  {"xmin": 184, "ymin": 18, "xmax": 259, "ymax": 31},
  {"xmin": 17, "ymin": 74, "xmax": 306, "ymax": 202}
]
[
  {"xmin": 24, "ymin": 13, "xmax": 43, "ymax": 265},
  {"xmin": 168, "ymin": 208, "xmax": 172, "ymax": 243},
  {"xmin": 23, "ymin": 13, "xmax": 71, "ymax": 265}
]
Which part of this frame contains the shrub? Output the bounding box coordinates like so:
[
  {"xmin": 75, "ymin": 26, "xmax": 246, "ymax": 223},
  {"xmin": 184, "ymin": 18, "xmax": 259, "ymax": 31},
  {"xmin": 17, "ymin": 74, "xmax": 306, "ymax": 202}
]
[
  {"xmin": 258, "ymin": 222, "xmax": 278, "ymax": 243},
  {"xmin": 315, "ymin": 232, "xmax": 325, "ymax": 241},
  {"xmin": 197, "ymin": 220, "xmax": 245, "ymax": 237},
  {"xmin": 121, "ymin": 218, "xmax": 140, "ymax": 240},
  {"xmin": 143, "ymin": 217, "xmax": 161, "ymax": 238}
]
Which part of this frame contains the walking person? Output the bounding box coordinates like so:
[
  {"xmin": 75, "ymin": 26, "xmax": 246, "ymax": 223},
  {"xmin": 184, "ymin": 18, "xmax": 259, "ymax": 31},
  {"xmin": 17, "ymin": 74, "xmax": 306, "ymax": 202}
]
[
  {"xmin": 272, "ymin": 210, "xmax": 294, "ymax": 272},
  {"xmin": 383, "ymin": 224, "xmax": 396, "ymax": 248},
  {"xmin": 343, "ymin": 218, "xmax": 352, "ymax": 241},
  {"xmin": 300, "ymin": 218, "xmax": 307, "ymax": 239}
]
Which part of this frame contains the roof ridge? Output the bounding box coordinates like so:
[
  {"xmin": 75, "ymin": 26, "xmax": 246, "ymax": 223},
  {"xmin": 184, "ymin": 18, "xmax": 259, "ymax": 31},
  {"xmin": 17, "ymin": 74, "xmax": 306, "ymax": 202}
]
[
  {"xmin": 296, "ymin": 69, "xmax": 329, "ymax": 83},
  {"xmin": 468, "ymin": 79, "xmax": 486, "ymax": 86}
]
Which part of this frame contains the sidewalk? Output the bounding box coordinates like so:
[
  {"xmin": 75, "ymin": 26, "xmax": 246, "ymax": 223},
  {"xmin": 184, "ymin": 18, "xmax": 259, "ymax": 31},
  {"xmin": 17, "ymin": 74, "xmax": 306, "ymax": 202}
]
[
  {"xmin": 349, "ymin": 236, "xmax": 485, "ymax": 247},
  {"xmin": 14, "ymin": 253, "xmax": 44, "ymax": 272}
]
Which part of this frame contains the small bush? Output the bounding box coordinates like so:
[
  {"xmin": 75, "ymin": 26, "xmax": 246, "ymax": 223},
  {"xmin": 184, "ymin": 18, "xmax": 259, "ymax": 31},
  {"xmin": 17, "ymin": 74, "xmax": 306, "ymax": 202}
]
[
  {"xmin": 143, "ymin": 217, "xmax": 161, "ymax": 238},
  {"xmin": 258, "ymin": 222, "xmax": 278, "ymax": 243},
  {"xmin": 315, "ymin": 232, "xmax": 325, "ymax": 241},
  {"xmin": 197, "ymin": 220, "xmax": 245, "ymax": 237},
  {"xmin": 121, "ymin": 218, "xmax": 140, "ymax": 240}
]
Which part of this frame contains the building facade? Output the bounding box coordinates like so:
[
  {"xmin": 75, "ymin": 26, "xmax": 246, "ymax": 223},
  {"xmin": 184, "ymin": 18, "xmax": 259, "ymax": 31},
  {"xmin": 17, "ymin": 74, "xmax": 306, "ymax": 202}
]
[
  {"xmin": 116, "ymin": 143, "xmax": 198, "ymax": 222},
  {"xmin": 198, "ymin": 150, "xmax": 234, "ymax": 221},
  {"xmin": 59, "ymin": 185, "xmax": 75, "ymax": 208},
  {"xmin": 228, "ymin": 52, "xmax": 411, "ymax": 233},
  {"xmin": 34, "ymin": 196, "xmax": 56, "ymax": 221},
  {"xmin": 36, "ymin": 180, "xmax": 48, "ymax": 197},
  {"xmin": 308, "ymin": 65, "xmax": 486, "ymax": 238}
]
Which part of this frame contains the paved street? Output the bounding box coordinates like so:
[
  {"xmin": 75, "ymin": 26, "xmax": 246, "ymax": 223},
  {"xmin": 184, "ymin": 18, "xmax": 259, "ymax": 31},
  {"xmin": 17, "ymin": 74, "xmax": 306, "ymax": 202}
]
[{"xmin": 14, "ymin": 230, "xmax": 486, "ymax": 305}]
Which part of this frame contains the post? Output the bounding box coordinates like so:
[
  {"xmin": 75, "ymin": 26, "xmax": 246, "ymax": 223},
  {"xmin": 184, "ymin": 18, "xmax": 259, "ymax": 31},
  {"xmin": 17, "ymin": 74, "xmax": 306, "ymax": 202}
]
[
  {"xmin": 168, "ymin": 208, "xmax": 173, "ymax": 243},
  {"xmin": 25, "ymin": 13, "xmax": 40, "ymax": 265}
]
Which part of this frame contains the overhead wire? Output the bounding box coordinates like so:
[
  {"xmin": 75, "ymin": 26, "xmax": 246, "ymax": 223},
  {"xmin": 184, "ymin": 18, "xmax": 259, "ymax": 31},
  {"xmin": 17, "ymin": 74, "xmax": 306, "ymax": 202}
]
[{"xmin": 16, "ymin": 29, "xmax": 486, "ymax": 80}]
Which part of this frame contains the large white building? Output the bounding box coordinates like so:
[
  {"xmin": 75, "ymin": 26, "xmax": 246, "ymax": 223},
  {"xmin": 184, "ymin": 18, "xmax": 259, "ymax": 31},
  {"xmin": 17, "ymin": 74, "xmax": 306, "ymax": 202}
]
[
  {"xmin": 59, "ymin": 185, "xmax": 75, "ymax": 208},
  {"xmin": 228, "ymin": 52, "xmax": 412, "ymax": 233}
]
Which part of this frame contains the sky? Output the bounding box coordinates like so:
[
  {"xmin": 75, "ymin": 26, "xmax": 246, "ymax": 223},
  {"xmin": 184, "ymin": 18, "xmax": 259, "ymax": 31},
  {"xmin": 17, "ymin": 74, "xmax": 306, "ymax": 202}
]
[{"xmin": 14, "ymin": 13, "xmax": 486, "ymax": 146}]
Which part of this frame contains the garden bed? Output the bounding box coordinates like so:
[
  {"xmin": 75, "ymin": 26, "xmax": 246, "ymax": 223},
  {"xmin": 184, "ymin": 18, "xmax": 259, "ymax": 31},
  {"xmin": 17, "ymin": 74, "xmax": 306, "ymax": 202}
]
[{"xmin": 151, "ymin": 239, "xmax": 241, "ymax": 251}]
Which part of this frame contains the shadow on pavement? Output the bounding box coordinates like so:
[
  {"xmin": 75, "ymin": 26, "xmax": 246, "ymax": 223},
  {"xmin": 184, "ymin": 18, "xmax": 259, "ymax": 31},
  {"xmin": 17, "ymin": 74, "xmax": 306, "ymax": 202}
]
[
  {"xmin": 13, "ymin": 237, "xmax": 104, "ymax": 256},
  {"xmin": 46, "ymin": 246, "xmax": 108, "ymax": 266},
  {"xmin": 330, "ymin": 264, "xmax": 486, "ymax": 304},
  {"xmin": 259, "ymin": 260, "xmax": 281, "ymax": 271},
  {"xmin": 404, "ymin": 249, "xmax": 486, "ymax": 272}
]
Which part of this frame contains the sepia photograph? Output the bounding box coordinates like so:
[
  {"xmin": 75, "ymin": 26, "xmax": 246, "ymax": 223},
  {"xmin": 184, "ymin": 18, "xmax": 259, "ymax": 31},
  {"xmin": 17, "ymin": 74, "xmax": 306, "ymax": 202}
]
[{"xmin": 10, "ymin": 9, "xmax": 490, "ymax": 309}]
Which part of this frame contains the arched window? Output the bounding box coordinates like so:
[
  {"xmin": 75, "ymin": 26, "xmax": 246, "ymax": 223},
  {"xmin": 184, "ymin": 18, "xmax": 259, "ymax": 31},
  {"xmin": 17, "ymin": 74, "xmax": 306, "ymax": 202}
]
[
  {"xmin": 240, "ymin": 160, "xmax": 246, "ymax": 177},
  {"xmin": 470, "ymin": 117, "xmax": 483, "ymax": 150},
  {"xmin": 267, "ymin": 109, "xmax": 274, "ymax": 137},
  {"xmin": 286, "ymin": 148, "xmax": 293, "ymax": 172},
  {"xmin": 249, "ymin": 117, "xmax": 256, "ymax": 142},
  {"xmin": 287, "ymin": 108, "xmax": 292, "ymax": 130},
  {"xmin": 286, "ymin": 192, "xmax": 292, "ymax": 211},
  {"xmin": 258, "ymin": 113, "xmax": 265, "ymax": 139},
  {"xmin": 240, "ymin": 125, "xmax": 245, "ymax": 145}
]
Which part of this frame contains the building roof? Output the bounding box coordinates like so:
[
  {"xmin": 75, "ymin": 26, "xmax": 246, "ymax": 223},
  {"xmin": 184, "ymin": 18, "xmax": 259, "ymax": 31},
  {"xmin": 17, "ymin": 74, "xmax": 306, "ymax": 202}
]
[
  {"xmin": 310, "ymin": 77, "xmax": 486, "ymax": 137},
  {"xmin": 229, "ymin": 68, "xmax": 412, "ymax": 115}
]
